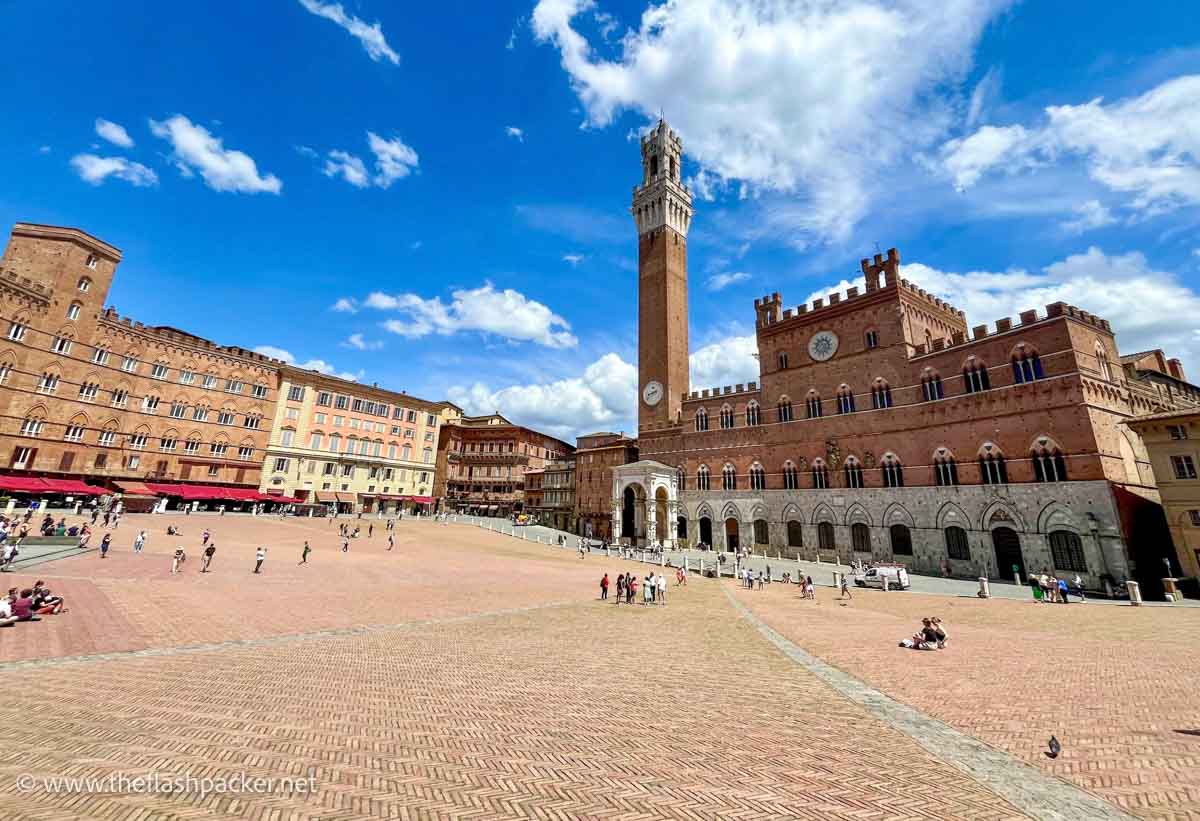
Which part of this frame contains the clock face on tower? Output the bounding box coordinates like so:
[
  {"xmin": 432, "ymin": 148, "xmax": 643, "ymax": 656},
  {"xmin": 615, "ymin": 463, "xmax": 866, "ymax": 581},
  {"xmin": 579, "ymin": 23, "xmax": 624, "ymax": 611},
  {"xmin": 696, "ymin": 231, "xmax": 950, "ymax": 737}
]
[
  {"xmin": 642, "ymin": 381, "xmax": 664, "ymax": 406},
  {"xmin": 808, "ymin": 330, "xmax": 839, "ymax": 362}
]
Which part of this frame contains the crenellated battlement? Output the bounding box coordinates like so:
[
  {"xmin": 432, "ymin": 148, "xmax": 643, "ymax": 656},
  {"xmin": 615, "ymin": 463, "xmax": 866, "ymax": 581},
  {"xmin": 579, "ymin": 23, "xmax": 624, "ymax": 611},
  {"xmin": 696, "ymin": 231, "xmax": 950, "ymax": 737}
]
[
  {"xmin": 897, "ymin": 278, "xmax": 966, "ymax": 320},
  {"xmin": 99, "ymin": 306, "xmax": 285, "ymax": 365},
  {"xmin": 683, "ymin": 382, "xmax": 760, "ymax": 404},
  {"xmin": 914, "ymin": 301, "xmax": 1114, "ymax": 356},
  {"xmin": 0, "ymin": 267, "xmax": 52, "ymax": 300}
]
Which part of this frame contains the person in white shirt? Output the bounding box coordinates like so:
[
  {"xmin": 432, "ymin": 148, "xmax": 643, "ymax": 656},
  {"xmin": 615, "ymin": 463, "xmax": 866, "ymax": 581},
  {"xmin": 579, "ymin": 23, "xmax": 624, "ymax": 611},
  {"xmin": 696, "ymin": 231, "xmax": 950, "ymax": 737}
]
[
  {"xmin": 133, "ymin": 531, "xmax": 146, "ymax": 554},
  {"xmin": 656, "ymin": 573, "xmax": 667, "ymax": 604},
  {"xmin": 253, "ymin": 547, "xmax": 266, "ymax": 574}
]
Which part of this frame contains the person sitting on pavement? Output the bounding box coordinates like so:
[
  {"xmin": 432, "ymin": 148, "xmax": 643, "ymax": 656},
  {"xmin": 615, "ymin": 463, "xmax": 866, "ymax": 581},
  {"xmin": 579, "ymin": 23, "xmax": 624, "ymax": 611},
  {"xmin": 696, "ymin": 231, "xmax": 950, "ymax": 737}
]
[
  {"xmin": 0, "ymin": 593, "xmax": 15, "ymax": 627},
  {"xmin": 899, "ymin": 618, "xmax": 940, "ymax": 650},
  {"xmin": 930, "ymin": 617, "xmax": 947, "ymax": 648},
  {"xmin": 31, "ymin": 581, "xmax": 64, "ymax": 615},
  {"xmin": 11, "ymin": 588, "xmax": 39, "ymax": 622}
]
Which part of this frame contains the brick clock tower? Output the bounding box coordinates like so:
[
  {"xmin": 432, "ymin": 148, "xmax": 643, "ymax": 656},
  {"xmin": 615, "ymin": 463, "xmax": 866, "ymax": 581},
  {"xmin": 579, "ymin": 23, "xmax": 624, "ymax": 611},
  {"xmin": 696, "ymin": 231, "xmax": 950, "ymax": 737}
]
[{"xmin": 633, "ymin": 120, "xmax": 693, "ymax": 431}]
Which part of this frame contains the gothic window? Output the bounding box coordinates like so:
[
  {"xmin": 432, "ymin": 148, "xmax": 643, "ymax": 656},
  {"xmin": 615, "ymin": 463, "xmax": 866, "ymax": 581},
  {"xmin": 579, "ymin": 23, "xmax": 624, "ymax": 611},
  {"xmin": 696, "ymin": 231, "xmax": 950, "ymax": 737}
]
[
  {"xmin": 782, "ymin": 461, "xmax": 798, "ymax": 490},
  {"xmin": 882, "ymin": 454, "xmax": 904, "ymax": 488},
  {"xmin": 805, "ymin": 392, "xmax": 822, "ymax": 419},
  {"xmin": 753, "ymin": 519, "xmax": 769, "ymax": 545},
  {"xmin": 890, "ymin": 524, "xmax": 913, "ymax": 556},
  {"xmin": 837, "ymin": 386, "xmax": 855, "ymax": 414},
  {"xmin": 749, "ymin": 463, "xmax": 766, "ymax": 491},
  {"xmin": 745, "ymin": 401, "xmax": 761, "ymax": 426},
  {"xmin": 1012, "ymin": 346, "xmax": 1044, "ymax": 383},
  {"xmin": 922, "ymin": 371, "xmax": 944, "ymax": 401},
  {"xmin": 697, "ymin": 464, "xmax": 710, "ymax": 491},
  {"xmin": 778, "ymin": 397, "xmax": 794, "ymax": 423},
  {"xmin": 811, "ymin": 459, "xmax": 829, "ymax": 489},
  {"xmin": 979, "ymin": 450, "xmax": 1008, "ymax": 485},
  {"xmin": 778, "ymin": 351, "xmax": 789, "ymax": 370},
  {"xmin": 871, "ymin": 379, "xmax": 893, "ymax": 409},
  {"xmin": 851, "ymin": 522, "xmax": 871, "ymax": 552},
  {"xmin": 945, "ymin": 526, "xmax": 970, "ymax": 560},
  {"xmin": 934, "ymin": 453, "xmax": 959, "ymax": 486},
  {"xmin": 1096, "ymin": 344, "xmax": 1113, "ymax": 382},
  {"xmin": 677, "ymin": 465, "xmax": 686, "ymax": 491},
  {"xmin": 722, "ymin": 464, "xmax": 737, "ymax": 491},
  {"xmin": 695, "ymin": 408, "xmax": 709, "ymax": 431},
  {"xmin": 787, "ymin": 521, "xmax": 803, "ymax": 547},
  {"xmin": 1032, "ymin": 441, "xmax": 1068, "ymax": 482},
  {"xmin": 865, "ymin": 329, "xmax": 879, "ymax": 349},
  {"xmin": 1049, "ymin": 530, "xmax": 1087, "ymax": 572},
  {"xmin": 844, "ymin": 457, "xmax": 864, "ymax": 489},
  {"xmin": 719, "ymin": 404, "xmax": 734, "ymax": 429},
  {"xmin": 963, "ymin": 359, "xmax": 991, "ymax": 393}
]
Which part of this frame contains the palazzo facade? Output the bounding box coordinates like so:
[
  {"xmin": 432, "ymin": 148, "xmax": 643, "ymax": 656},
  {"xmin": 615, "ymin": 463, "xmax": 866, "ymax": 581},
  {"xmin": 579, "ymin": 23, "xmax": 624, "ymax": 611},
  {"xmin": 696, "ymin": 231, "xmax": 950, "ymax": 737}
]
[{"xmin": 620, "ymin": 121, "xmax": 1199, "ymax": 593}]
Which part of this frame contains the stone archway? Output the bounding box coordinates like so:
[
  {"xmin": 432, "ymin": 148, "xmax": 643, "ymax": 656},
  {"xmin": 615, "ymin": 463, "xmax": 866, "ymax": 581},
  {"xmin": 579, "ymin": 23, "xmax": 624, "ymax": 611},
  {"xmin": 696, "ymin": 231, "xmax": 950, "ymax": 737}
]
[
  {"xmin": 612, "ymin": 460, "xmax": 680, "ymax": 548},
  {"xmin": 621, "ymin": 483, "xmax": 646, "ymax": 541},
  {"xmin": 654, "ymin": 486, "xmax": 669, "ymax": 547},
  {"xmin": 699, "ymin": 516, "xmax": 713, "ymax": 547},
  {"xmin": 725, "ymin": 517, "xmax": 740, "ymax": 552}
]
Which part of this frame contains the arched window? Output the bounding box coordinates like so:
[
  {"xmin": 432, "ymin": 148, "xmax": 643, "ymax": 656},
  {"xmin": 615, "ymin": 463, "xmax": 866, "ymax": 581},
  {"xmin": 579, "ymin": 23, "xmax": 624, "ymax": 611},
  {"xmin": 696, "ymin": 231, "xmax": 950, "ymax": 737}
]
[
  {"xmin": 864, "ymin": 329, "xmax": 879, "ymax": 349},
  {"xmin": 77, "ymin": 277, "xmax": 92, "ymax": 292},
  {"xmin": 778, "ymin": 397, "xmax": 794, "ymax": 423},
  {"xmin": 676, "ymin": 465, "xmax": 685, "ymax": 491},
  {"xmin": 945, "ymin": 526, "xmax": 970, "ymax": 560},
  {"xmin": 722, "ymin": 463, "xmax": 737, "ymax": 490},
  {"xmin": 979, "ymin": 446, "xmax": 1008, "ymax": 485},
  {"xmin": 66, "ymin": 302, "xmax": 82, "ymax": 321},
  {"xmin": 871, "ymin": 379, "xmax": 893, "ymax": 409},
  {"xmin": 1032, "ymin": 440, "xmax": 1068, "ymax": 482},
  {"xmin": 782, "ymin": 461, "xmax": 798, "ymax": 490},
  {"xmin": 749, "ymin": 463, "xmax": 766, "ymax": 490},
  {"xmin": 695, "ymin": 407, "xmax": 709, "ymax": 431},
  {"xmin": 1096, "ymin": 344, "xmax": 1113, "ymax": 382},
  {"xmin": 933, "ymin": 451, "xmax": 959, "ymax": 486},
  {"xmin": 753, "ymin": 519, "xmax": 769, "ymax": 545},
  {"xmin": 837, "ymin": 385, "xmax": 855, "ymax": 414},
  {"xmin": 745, "ymin": 401, "xmax": 761, "ymax": 426},
  {"xmin": 811, "ymin": 458, "xmax": 829, "ymax": 489},
  {"xmin": 817, "ymin": 521, "xmax": 835, "ymax": 552},
  {"xmin": 844, "ymin": 456, "xmax": 864, "ymax": 489},
  {"xmin": 19, "ymin": 410, "xmax": 45, "ymax": 437},
  {"xmin": 963, "ymin": 358, "xmax": 991, "ymax": 393},
  {"xmin": 882, "ymin": 454, "xmax": 904, "ymax": 487},
  {"xmin": 777, "ymin": 351, "xmax": 789, "ymax": 370},
  {"xmin": 719, "ymin": 404, "xmax": 734, "ymax": 429},
  {"xmin": 890, "ymin": 524, "xmax": 913, "ymax": 555},
  {"xmin": 1049, "ymin": 530, "xmax": 1088, "ymax": 572},
  {"xmin": 1012, "ymin": 346, "xmax": 1044, "ymax": 383},
  {"xmin": 805, "ymin": 391, "xmax": 822, "ymax": 419},
  {"xmin": 787, "ymin": 520, "xmax": 803, "ymax": 547},
  {"xmin": 921, "ymin": 369, "xmax": 944, "ymax": 401},
  {"xmin": 851, "ymin": 522, "xmax": 871, "ymax": 552},
  {"xmin": 697, "ymin": 464, "xmax": 711, "ymax": 491}
]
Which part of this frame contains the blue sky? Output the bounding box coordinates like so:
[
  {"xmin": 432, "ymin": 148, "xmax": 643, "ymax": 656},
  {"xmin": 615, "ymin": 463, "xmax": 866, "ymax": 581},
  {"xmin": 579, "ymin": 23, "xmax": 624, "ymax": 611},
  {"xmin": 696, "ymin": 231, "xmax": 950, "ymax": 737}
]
[{"xmin": 3, "ymin": 0, "xmax": 1200, "ymax": 440}]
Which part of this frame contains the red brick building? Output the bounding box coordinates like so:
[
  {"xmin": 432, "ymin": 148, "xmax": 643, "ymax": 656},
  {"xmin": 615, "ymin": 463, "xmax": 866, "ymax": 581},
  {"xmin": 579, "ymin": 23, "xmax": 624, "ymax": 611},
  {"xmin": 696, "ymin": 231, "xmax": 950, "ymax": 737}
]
[
  {"xmin": 0, "ymin": 223, "xmax": 281, "ymax": 506},
  {"xmin": 620, "ymin": 122, "xmax": 1199, "ymax": 592},
  {"xmin": 434, "ymin": 413, "xmax": 574, "ymax": 517},
  {"xmin": 574, "ymin": 432, "xmax": 638, "ymax": 539}
]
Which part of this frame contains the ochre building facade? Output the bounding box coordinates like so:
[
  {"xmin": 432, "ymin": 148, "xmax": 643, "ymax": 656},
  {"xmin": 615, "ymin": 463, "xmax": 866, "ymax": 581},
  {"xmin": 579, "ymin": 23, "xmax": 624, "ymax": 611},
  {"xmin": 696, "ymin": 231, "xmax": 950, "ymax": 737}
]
[{"xmin": 620, "ymin": 123, "xmax": 1199, "ymax": 594}]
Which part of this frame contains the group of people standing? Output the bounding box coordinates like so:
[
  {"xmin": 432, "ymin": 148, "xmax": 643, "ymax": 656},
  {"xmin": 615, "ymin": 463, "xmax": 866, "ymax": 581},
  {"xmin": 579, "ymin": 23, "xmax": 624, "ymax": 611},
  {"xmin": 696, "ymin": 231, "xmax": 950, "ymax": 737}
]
[{"xmin": 602, "ymin": 571, "xmax": 671, "ymax": 605}]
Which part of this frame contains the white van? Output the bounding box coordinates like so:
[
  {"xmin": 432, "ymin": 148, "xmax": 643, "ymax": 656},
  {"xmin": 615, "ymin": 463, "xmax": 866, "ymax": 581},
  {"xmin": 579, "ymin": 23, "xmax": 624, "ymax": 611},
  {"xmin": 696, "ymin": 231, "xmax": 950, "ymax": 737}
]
[{"xmin": 854, "ymin": 564, "xmax": 911, "ymax": 590}]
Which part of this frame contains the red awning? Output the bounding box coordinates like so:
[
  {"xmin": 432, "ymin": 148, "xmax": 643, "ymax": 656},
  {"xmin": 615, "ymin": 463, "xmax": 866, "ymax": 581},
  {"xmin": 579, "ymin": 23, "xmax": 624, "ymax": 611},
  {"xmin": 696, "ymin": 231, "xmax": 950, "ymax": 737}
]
[
  {"xmin": 40, "ymin": 478, "xmax": 106, "ymax": 496},
  {"xmin": 407, "ymin": 496, "xmax": 434, "ymax": 504},
  {"xmin": 116, "ymin": 481, "xmax": 157, "ymax": 497},
  {"xmin": 0, "ymin": 476, "xmax": 52, "ymax": 493}
]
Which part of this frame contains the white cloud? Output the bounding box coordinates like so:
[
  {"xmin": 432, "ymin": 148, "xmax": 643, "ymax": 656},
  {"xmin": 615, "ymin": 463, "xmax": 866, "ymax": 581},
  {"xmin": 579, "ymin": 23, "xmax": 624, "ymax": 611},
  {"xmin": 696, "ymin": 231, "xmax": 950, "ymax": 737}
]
[
  {"xmin": 331, "ymin": 297, "xmax": 359, "ymax": 313},
  {"xmin": 705, "ymin": 271, "xmax": 750, "ymax": 291},
  {"xmin": 323, "ymin": 149, "xmax": 370, "ymax": 188},
  {"xmin": 449, "ymin": 352, "xmax": 636, "ymax": 440},
  {"xmin": 363, "ymin": 283, "xmax": 577, "ymax": 348},
  {"xmin": 831, "ymin": 247, "xmax": 1200, "ymax": 375},
  {"xmin": 297, "ymin": 0, "xmax": 399, "ymax": 64},
  {"xmin": 95, "ymin": 118, "xmax": 134, "ymax": 148},
  {"xmin": 533, "ymin": 0, "xmax": 1008, "ymax": 243},
  {"xmin": 1193, "ymin": 248, "xmax": 1200, "ymax": 259},
  {"xmin": 964, "ymin": 67, "xmax": 1002, "ymax": 130},
  {"xmin": 342, "ymin": 333, "xmax": 383, "ymax": 351},
  {"xmin": 689, "ymin": 334, "xmax": 760, "ymax": 390},
  {"xmin": 253, "ymin": 345, "xmax": 360, "ymax": 381},
  {"xmin": 319, "ymin": 132, "xmax": 418, "ymax": 190},
  {"xmin": 562, "ymin": 253, "xmax": 585, "ymax": 266},
  {"xmin": 368, "ymin": 132, "xmax": 418, "ymax": 186},
  {"xmin": 939, "ymin": 74, "xmax": 1200, "ymax": 217},
  {"xmin": 149, "ymin": 115, "xmax": 281, "ymax": 194},
  {"xmin": 1060, "ymin": 200, "xmax": 1117, "ymax": 235},
  {"xmin": 70, "ymin": 154, "xmax": 158, "ymax": 187},
  {"xmin": 505, "ymin": 126, "xmax": 525, "ymax": 141}
]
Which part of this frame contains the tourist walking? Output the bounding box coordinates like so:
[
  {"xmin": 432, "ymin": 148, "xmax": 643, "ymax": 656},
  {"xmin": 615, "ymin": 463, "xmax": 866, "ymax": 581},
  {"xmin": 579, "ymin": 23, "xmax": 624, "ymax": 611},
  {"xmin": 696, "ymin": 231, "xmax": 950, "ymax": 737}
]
[
  {"xmin": 656, "ymin": 572, "xmax": 667, "ymax": 604},
  {"xmin": 840, "ymin": 573, "xmax": 853, "ymax": 599},
  {"xmin": 202, "ymin": 529, "xmax": 211, "ymax": 547},
  {"xmin": 99, "ymin": 533, "xmax": 111, "ymax": 559},
  {"xmin": 387, "ymin": 533, "xmax": 394, "ymax": 551},
  {"xmin": 133, "ymin": 531, "xmax": 146, "ymax": 554},
  {"xmin": 600, "ymin": 573, "xmax": 609, "ymax": 600},
  {"xmin": 341, "ymin": 538, "xmax": 349, "ymax": 554},
  {"xmin": 299, "ymin": 541, "xmax": 311, "ymax": 565},
  {"xmin": 253, "ymin": 547, "xmax": 266, "ymax": 574},
  {"xmin": 201, "ymin": 543, "xmax": 216, "ymax": 573},
  {"xmin": 171, "ymin": 546, "xmax": 186, "ymax": 574}
]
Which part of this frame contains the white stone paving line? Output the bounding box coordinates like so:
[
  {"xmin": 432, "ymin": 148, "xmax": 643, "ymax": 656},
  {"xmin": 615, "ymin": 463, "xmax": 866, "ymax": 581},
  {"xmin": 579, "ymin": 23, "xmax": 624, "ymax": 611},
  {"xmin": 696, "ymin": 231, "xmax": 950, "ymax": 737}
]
[{"xmin": 725, "ymin": 587, "xmax": 1137, "ymax": 821}]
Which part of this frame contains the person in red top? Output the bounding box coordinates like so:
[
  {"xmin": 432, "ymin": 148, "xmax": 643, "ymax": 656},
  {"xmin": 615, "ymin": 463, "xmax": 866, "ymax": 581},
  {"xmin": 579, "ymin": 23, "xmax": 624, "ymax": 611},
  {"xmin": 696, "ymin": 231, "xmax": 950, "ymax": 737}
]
[
  {"xmin": 600, "ymin": 573, "xmax": 609, "ymax": 601},
  {"xmin": 11, "ymin": 588, "xmax": 37, "ymax": 621}
]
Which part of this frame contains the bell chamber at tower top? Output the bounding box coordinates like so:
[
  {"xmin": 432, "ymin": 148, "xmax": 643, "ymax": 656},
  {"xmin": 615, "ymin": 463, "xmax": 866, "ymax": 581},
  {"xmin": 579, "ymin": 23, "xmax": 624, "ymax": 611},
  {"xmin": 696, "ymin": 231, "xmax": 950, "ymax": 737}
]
[{"xmin": 631, "ymin": 119, "xmax": 694, "ymax": 238}]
